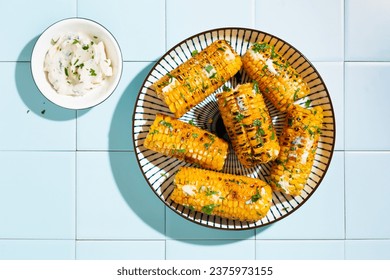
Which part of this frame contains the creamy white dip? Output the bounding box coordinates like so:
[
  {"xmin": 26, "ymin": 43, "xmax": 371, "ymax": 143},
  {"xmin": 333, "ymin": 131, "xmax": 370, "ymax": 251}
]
[{"xmin": 44, "ymin": 33, "xmax": 113, "ymax": 96}]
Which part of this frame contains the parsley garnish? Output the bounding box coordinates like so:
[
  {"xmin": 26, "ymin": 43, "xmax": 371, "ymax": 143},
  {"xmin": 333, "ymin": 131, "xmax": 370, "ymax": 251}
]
[
  {"xmin": 253, "ymin": 81, "xmax": 260, "ymax": 94},
  {"xmin": 205, "ymin": 188, "xmax": 218, "ymax": 196},
  {"xmin": 204, "ymin": 65, "xmax": 214, "ymax": 73},
  {"xmin": 235, "ymin": 113, "xmax": 244, "ymax": 122},
  {"xmin": 252, "ymin": 42, "xmax": 269, "ymax": 53},
  {"xmin": 293, "ymin": 88, "xmax": 300, "ymax": 101},
  {"xmin": 159, "ymin": 120, "xmax": 173, "ymax": 130},
  {"xmin": 201, "ymin": 204, "xmax": 219, "ymax": 215},
  {"xmin": 89, "ymin": 68, "xmax": 97, "ymax": 76},
  {"xmin": 251, "ymin": 189, "xmax": 262, "ymax": 203}
]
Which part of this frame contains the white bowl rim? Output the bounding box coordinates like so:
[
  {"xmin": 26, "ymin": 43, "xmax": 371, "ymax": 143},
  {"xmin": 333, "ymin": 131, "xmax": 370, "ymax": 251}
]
[{"xmin": 31, "ymin": 17, "xmax": 123, "ymax": 110}]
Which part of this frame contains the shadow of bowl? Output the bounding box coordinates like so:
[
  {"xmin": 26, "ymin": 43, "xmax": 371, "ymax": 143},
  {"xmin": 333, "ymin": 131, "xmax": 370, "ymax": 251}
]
[{"xmin": 15, "ymin": 36, "xmax": 88, "ymax": 121}]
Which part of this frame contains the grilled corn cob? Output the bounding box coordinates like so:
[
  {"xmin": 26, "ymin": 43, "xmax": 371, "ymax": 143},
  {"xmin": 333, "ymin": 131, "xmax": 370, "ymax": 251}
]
[
  {"xmin": 242, "ymin": 42, "xmax": 310, "ymax": 111},
  {"xmin": 216, "ymin": 83, "xmax": 280, "ymax": 167},
  {"xmin": 144, "ymin": 114, "xmax": 228, "ymax": 171},
  {"xmin": 269, "ymin": 104, "xmax": 323, "ymax": 196},
  {"xmin": 171, "ymin": 167, "xmax": 273, "ymax": 221},
  {"xmin": 153, "ymin": 40, "xmax": 242, "ymax": 118}
]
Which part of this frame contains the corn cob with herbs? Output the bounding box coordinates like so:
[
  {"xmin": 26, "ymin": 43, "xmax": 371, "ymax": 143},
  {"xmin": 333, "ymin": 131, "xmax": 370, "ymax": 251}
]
[
  {"xmin": 171, "ymin": 167, "xmax": 273, "ymax": 221},
  {"xmin": 269, "ymin": 104, "xmax": 323, "ymax": 196},
  {"xmin": 153, "ymin": 40, "xmax": 242, "ymax": 118},
  {"xmin": 242, "ymin": 42, "xmax": 310, "ymax": 111},
  {"xmin": 216, "ymin": 83, "xmax": 280, "ymax": 167},
  {"xmin": 144, "ymin": 114, "xmax": 228, "ymax": 171}
]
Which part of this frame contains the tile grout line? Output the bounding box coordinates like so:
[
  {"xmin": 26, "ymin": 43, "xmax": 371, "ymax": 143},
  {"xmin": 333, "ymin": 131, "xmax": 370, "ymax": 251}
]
[
  {"xmin": 253, "ymin": 0, "xmax": 256, "ymax": 261},
  {"xmin": 164, "ymin": 0, "xmax": 168, "ymax": 261},
  {"xmin": 343, "ymin": 0, "xmax": 347, "ymax": 260}
]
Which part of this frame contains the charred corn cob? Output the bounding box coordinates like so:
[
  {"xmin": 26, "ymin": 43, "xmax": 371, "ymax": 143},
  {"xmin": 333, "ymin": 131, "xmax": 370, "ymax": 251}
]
[
  {"xmin": 153, "ymin": 40, "xmax": 242, "ymax": 118},
  {"xmin": 269, "ymin": 104, "xmax": 323, "ymax": 196},
  {"xmin": 171, "ymin": 167, "xmax": 273, "ymax": 221},
  {"xmin": 144, "ymin": 114, "xmax": 228, "ymax": 171},
  {"xmin": 216, "ymin": 83, "xmax": 280, "ymax": 167},
  {"xmin": 242, "ymin": 42, "xmax": 310, "ymax": 111}
]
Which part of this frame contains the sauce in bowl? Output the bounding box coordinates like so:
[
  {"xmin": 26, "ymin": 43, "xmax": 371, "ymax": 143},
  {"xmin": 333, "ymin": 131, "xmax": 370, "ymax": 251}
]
[{"xmin": 44, "ymin": 32, "xmax": 113, "ymax": 96}]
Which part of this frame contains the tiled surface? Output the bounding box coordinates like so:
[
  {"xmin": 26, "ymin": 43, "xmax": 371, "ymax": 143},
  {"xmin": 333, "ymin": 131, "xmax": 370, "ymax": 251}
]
[{"xmin": 0, "ymin": 0, "xmax": 389, "ymax": 260}]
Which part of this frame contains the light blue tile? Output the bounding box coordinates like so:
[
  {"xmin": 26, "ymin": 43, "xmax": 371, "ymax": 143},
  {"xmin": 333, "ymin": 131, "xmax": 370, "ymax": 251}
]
[
  {"xmin": 345, "ymin": 63, "xmax": 390, "ymax": 150},
  {"xmin": 346, "ymin": 240, "xmax": 390, "ymax": 260},
  {"xmin": 0, "ymin": 152, "xmax": 75, "ymax": 239},
  {"xmin": 312, "ymin": 62, "xmax": 344, "ymax": 150},
  {"xmin": 346, "ymin": 0, "xmax": 390, "ymax": 61},
  {"xmin": 166, "ymin": 240, "xmax": 255, "ymax": 260},
  {"xmin": 0, "ymin": 0, "xmax": 76, "ymax": 61},
  {"xmin": 166, "ymin": 208, "xmax": 255, "ymax": 240},
  {"xmin": 0, "ymin": 240, "xmax": 75, "ymax": 260},
  {"xmin": 166, "ymin": 0, "xmax": 254, "ymax": 49},
  {"xmin": 77, "ymin": 62, "xmax": 154, "ymax": 151},
  {"xmin": 256, "ymin": 240, "xmax": 344, "ymax": 260},
  {"xmin": 256, "ymin": 152, "xmax": 344, "ymax": 239},
  {"xmin": 255, "ymin": 0, "xmax": 343, "ymax": 61},
  {"xmin": 78, "ymin": 0, "xmax": 165, "ymax": 61},
  {"xmin": 0, "ymin": 62, "xmax": 76, "ymax": 150},
  {"xmin": 77, "ymin": 152, "xmax": 165, "ymax": 239},
  {"xmin": 76, "ymin": 241, "xmax": 165, "ymax": 260},
  {"xmin": 346, "ymin": 152, "xmax": 390, "ymax": 239}
]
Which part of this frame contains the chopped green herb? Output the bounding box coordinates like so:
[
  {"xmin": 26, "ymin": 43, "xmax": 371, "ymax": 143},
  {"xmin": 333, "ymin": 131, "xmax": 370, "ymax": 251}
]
[
  {"xmin": 252, "ymin": 42, "xmax": 269, "ymax": 53},
  {"xmin": 253, "ymin": 119, "xmax": 262, "ymax": 127},
  {"xmin": 217, "ymin": 47, "xmax": 226, "ymax": 52},
  {"xmin": 174, "ymin": 148, "xmax": 186, "ymax": 153},
  {"xmin": 288, "ymin": 118, "xmax": 294, "ymax": 127},
  {"xmin": 204, "ymin": 65, "xmax": 214, "ymax": 73},
  {"xmin": 188, "ymin": 119, "xmax": 196, "ymax": 126},
  {"xmin": 159, "ymin": 120, "xmax": 173, "ymax": 130},
  {"xmin": 89, "ymin": 68, "xmax": 97, "ymax": 76},
  {"xmin": 270, "ymin": 130, "xmax": 276, "ymax": 140},
  {"xmin": 251, "ymin": 189, "xmax": 262, "ymax": 203},
  {"xmin": 304, "ymin": 99, "xmax": 312, "ymax": 108},
  {"xmin": 82, "ymin": 44, "xmax": 89, "ymax": 50},
  {"xmin": 222, "ymin": 85, "xmax": 231, "ymax": 92},
  {"xmin": 253, "ymin": 81, "xmax": 260, "ymax": 94},
  {"xmin": 72, "ymin": 39, "xmax": 80, "ymax": 44},
  {"xmin": 270, "ymin": 46, "xmax": 278, "ymax": 59},
  {"xmin": 201, "ymin": 204, "xmax": 219, "ymax": 215},
  {"xmin": 191, "ymin": 50, "xmax": 198, "ymax": 57},
  {"xmin": 235, "ymin": 113, "xmax": 245, "ymax": 122},
  {"xmin": 293, "ymin": 88, "xmax": 300, "ymax": 101},
  {"xmin": 207, "ymin": 134, "xmax": 215, "ymax": 142},
  {"xmin": 149, "ymin": 129, "xmax": 159, "ymax": 135},
  {"xmin": 205, "ymin": 187, "xmax": 218, "ymax": 196},
  {"xmin": 64, "ymin": 67, "xmax": 69, "ymax": 77},
  {"xmin": 51, "ymin": 38, "xmax": 59, "ymax": 45},
  {"xmin": 192, "ymin": 133, "xmax": 198, "ymax": 138}
]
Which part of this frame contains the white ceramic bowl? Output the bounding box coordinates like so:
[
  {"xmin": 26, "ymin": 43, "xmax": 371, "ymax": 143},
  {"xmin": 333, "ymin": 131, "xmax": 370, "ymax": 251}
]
[{"xmin": 31, "ymin": 18, "xmax": 122, "ymax": 109}]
